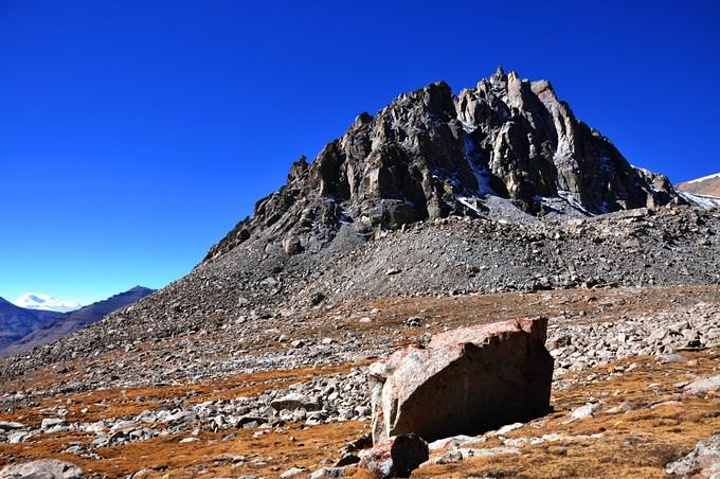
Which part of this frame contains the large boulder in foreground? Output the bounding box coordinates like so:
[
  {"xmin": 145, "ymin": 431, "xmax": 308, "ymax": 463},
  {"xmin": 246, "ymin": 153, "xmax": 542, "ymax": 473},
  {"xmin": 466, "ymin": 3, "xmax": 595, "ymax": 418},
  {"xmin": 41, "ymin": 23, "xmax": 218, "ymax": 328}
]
[{"xmin": 369, "ymin": 317, "xmax": 553, "ymax": 443}]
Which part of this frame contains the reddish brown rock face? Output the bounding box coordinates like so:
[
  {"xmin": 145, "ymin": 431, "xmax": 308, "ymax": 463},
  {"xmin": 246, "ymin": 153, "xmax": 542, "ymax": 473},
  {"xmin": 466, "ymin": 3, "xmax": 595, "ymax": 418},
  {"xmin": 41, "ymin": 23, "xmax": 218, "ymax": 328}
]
[
  {"xmin": 358, "ymin": 433, "xmax": 429, "ymax": 478},
  {"xmin": 369, "ymin": 317, "xmax": 554, "ymax": 443}
]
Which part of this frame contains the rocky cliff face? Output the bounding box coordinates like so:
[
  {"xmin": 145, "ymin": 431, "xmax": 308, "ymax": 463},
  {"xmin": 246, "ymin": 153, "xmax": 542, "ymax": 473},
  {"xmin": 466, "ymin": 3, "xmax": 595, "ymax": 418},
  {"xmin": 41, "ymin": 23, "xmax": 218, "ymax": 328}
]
[{"xmin": 205, "ymin": 68, "xmax": 680, "ymax": 262}]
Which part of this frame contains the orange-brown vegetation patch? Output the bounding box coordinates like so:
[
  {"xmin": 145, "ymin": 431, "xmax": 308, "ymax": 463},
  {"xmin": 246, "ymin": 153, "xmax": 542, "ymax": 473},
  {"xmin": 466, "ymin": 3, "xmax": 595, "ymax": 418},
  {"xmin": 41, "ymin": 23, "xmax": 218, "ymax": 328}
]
[
  {"xmin": 415, "ymin": 348, "xmax": 720, "ymax": 478},
  {"xmin": 2, "ymin": 349, "xmax": 717, "ymax": 477},
  {"xmin": 1, "ymin": 419, "xmax": 368, "ymax": 478},
  {"xmin": 334, "ymin": 285, "xmax": 720, "ymax": 348},
  {"xmin": 0, "ymin": 362, "xmax": 369, "ymax": 430}
]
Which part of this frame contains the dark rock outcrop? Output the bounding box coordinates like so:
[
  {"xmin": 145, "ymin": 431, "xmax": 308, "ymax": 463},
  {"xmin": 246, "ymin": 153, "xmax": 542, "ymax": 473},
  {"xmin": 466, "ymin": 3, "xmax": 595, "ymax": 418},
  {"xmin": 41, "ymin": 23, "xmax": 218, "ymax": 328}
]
[
  {"xmin": 205, "ymin": 68, "xmax": 681, "ymax": 262},
  {"xmin": 369, "ymin": 317, "xmax": 553, "ymax": 443}
]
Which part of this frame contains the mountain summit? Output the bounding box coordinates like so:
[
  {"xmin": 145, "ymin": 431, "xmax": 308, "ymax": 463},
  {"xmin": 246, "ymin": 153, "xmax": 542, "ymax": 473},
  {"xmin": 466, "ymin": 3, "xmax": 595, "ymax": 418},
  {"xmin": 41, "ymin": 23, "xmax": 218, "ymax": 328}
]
[{"xmin": 206, "ymin": 68, "xmax": 679, "ymax": 262}]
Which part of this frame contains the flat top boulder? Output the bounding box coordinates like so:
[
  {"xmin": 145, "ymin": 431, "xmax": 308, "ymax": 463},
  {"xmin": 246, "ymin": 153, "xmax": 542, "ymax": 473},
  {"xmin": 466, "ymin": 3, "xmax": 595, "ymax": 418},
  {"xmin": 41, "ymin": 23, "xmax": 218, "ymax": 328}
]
[
  {"xmin": 270, "ymin": 392, "xmax": 321, "ymax": 411},
  {"xmin": 0, "ymin": 421, "xmax": 25, "ymax": 431},
  {"xmin": 370, "ymin": 317, "xmax": 547, "ymax": 383}
]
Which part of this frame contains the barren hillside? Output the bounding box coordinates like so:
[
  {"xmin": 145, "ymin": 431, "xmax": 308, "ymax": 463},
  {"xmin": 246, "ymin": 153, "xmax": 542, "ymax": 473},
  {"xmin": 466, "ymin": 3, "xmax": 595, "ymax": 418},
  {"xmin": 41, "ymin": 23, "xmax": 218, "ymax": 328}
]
[{"xmin": 678, "ymin": 172, "xmax": 720, "ymax": 197}]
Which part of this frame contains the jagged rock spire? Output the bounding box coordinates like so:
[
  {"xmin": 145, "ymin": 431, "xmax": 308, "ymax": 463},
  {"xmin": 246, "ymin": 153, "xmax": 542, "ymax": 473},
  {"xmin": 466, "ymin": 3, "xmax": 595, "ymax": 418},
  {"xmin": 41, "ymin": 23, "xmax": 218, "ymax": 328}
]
[{"xmin": 204, "ymin": 69, "xmax": 680, "ymax": 262}]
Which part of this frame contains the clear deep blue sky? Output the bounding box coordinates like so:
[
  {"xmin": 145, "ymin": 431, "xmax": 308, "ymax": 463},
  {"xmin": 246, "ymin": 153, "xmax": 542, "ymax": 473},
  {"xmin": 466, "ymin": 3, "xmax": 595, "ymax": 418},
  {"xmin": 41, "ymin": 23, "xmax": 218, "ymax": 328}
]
[{"xmin": 1, "ymin": 1, "xmax": 718, "ymax": 304}]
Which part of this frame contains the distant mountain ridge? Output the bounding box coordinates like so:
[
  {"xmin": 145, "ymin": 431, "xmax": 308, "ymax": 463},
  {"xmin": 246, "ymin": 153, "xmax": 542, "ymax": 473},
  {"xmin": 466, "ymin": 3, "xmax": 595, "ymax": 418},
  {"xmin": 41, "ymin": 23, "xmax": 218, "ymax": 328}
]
[
  {"xmin": 677, "ymin": 172, "xmax": 720, "ymax": 197},
  {"xmin": 0, "ymin": 298, "xmax": 63, "ymax": 352},
  {"xmin": 0, "ymin": 286, "xmax": 154, "ymax": 356},
  {"xmin": 676, "ymin": 172, "xmax": 720, "ymax": 210},
  {"xmin": 13, "ymin": 292, "xmax": 82, "ymax": 312}
]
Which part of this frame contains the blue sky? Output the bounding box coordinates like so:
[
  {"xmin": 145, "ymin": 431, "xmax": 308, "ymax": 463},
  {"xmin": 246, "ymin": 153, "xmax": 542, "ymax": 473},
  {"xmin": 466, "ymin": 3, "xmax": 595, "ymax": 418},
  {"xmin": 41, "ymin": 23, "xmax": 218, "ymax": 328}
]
[{"xmin": 1, "ymin": 0, "xmax": 718, "ymax": 304}]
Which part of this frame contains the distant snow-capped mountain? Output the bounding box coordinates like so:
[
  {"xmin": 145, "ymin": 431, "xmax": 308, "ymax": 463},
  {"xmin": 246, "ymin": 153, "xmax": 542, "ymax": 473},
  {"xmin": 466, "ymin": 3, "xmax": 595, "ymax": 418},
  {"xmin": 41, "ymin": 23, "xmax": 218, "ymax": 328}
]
[
  {"xmin": 677, "ymin": 172, "xmax": 720, "ymax": 197},
  {"xmin": 2, "ymin": 286, "xmax": 154, "ymax": 356},
  {"xmin": 677, "ymin": 172, "xmax": 720, "ymax": 210},
  {"xmin": 13, "ymin": 293, "xmax": 82, "ymax": 313}
]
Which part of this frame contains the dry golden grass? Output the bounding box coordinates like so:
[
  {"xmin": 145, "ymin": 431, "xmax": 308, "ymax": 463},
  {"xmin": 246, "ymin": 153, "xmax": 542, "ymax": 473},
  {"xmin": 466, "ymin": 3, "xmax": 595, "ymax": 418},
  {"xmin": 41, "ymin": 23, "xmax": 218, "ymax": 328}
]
[
  {"xmin": 335, "ymin": 285, "xmax": 720, "ymax": 343},
  {"xmin": 0, "ymin": 362, "xmax": 369, "ymax": 428},
  {"xmin": 2, "ymin": 349, "xmax": 717, "ymax": 478},
  {"xmin": 415, "ymin": 349, "xmax": 720, "ymax": 478},
  {"xmin": 1, "ymin": 420, "xmax": 368, "ymax": 478},
  {"xmin": 0, "ymin": 361, "xmax": 372, "ymax": 477}
]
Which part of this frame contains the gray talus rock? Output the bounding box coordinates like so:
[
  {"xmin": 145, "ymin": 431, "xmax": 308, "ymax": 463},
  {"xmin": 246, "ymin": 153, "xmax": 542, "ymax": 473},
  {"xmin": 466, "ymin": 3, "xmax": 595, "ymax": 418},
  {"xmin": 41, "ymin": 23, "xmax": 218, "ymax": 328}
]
[
  {"xmin": 369, "ymin": 317, "xmax": 553, "ymax": 443},
  {"xmin": 310, "ymin": 467, "xmax": 346, "ymax": 478},
  {"xmin": 40, "ymin": 418, "xmax": 66, "ymax": 430},
  {"xmin": 270, "ymin": 392, "xmax": 320, "ymax": 411},
  {"xmin": 684, "ymin": 375, "xmax": 720, "ymax": 395},
  {"xmin": 0, "ymin": 459, "xmax": 83, "ymax": 479},
  {"xmin": 665, "ymin": 434, "xmax": 720, "ymax": 478},
  {"xmin": 570, "ymin": 402, "xmax": 602, "ymax": 420},
  {"xmin": 0, "ymin": 421, "xmax": 25, "ymax": 431}
]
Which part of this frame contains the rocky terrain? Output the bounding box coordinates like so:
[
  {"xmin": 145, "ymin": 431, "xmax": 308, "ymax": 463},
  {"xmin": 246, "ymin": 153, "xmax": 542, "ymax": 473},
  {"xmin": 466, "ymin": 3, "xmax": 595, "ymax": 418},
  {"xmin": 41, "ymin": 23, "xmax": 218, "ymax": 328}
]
[
  {"xmin": 4, "ymin": 69, "xmax": 713, "ymax": 377},
  {"xmin": 0, "ymin": 285, "xmax": 718, "ymax": 477},
  {"xmin": 0, "ymin": 70, "xmax": 718, "ymax": 477},
  {"xmin": 1, "ymin": 204, "xmax": 717, "ymax": 389}
]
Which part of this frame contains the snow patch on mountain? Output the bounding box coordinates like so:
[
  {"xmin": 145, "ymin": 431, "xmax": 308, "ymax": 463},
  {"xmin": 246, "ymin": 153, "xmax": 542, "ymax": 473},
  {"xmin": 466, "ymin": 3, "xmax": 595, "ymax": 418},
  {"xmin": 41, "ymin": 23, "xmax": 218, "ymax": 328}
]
[
  {"xmin": 13, "ymin": 293, "xmax": 82, "ymax": 313},
  {"xmin": 684, "ymin": 172, "xmax": 720, "ymax": 184},
  {"xmin": 680, "ymin": 192, "xmax": 720, "ymax": 210}
]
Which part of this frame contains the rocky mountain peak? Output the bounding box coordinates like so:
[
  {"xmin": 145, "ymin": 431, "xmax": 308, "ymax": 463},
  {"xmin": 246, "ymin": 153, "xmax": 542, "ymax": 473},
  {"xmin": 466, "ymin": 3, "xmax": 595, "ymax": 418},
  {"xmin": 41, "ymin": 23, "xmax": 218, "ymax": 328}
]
[
  {"xmin": 205, "ymin": 69, "xmax": 682, "ymax": 262},
  {"xmin": 489, "ymin": 65, "xmax": 507, "ymax": 89}
]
